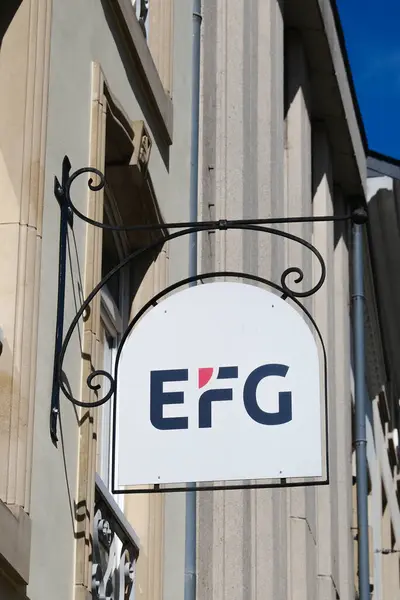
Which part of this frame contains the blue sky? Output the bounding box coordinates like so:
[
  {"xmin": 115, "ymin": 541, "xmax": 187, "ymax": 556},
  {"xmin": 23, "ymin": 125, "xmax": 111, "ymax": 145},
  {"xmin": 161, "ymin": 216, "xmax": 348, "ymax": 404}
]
[{"xmin": 336, "ymin": 0, "xmax": 400, "ymax": 159}]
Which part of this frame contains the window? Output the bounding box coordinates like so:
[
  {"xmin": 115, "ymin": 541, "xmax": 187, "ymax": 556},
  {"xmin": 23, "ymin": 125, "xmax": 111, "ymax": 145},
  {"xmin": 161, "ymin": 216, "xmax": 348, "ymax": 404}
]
[
  {"xmin": 89, "ymin": 75, "xmax": 168, "ymax": 600},
  {"xmin": 97, "ymin": 188, "xmax": 130, "ymax": 510},
  {"xmin": 95, "ymin": 87, "xmax": 164, "ymax": 497},
  {"xmin": 132, "ymin": 0, "xmax": 149, "ymax": 38}
]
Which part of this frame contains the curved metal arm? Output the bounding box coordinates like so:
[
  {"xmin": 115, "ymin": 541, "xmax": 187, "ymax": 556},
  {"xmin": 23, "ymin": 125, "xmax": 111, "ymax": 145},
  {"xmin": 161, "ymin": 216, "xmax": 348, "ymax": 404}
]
[
  {"xmin": 65, "ymin": 167, "xmax": 107, "ymax": 228},
  {"xmin": 56, "ymin": 223, "xmax": 326, "ymax": 408},
  {"xmin": 228, "ymin": 223, "xmax": 326, "ymax": 298},
  {"xmin": 64, "ymin": 166, "xmax": 350, "ymax": 232}
]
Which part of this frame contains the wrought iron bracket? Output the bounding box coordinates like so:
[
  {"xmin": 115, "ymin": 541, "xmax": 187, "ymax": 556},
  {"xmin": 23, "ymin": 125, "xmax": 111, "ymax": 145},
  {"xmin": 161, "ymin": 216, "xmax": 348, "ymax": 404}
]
[
  {"xmin": 50, "ymin": 156, "xmax": 365, "ymax": 493},
  {"xmin": 50, "ymin": 156, "xmax": 73, "ymax": 443}
]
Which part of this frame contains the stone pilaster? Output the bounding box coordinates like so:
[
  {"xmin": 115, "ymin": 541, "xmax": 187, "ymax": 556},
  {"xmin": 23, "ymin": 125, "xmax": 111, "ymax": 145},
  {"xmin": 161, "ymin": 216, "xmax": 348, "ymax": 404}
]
[
  {"xmin": 312, "ymin": 125, "xmax": 336, "ymax": 597},
  {"xmin": 0, "ymin": 0, "xmax": 52, "ymax": 510},
  {"xmin": 332, "ymin": 187, "xmax": 354, "ymax": 600},
  {"xmin": 198, "ymin": 2, "xmax": 285, "ymax": 599},
  {"xmin": 73, "ymin": 63, "xmax": 106, "ymax": 594},
  {"xmin": 285, "ymin": 29, "xmax": 316, "ymax": 600}
]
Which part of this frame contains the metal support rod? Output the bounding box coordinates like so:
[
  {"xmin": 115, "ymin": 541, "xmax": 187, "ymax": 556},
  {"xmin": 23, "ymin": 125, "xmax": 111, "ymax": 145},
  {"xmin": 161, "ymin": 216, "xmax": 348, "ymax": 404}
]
[
  {"xmin": 185, "ymin": 2, "xmax": 201, "ymax": 600},
  {"xmin": 50, "ymin": 157, "xmax": 72, "ymax": 444},
  {"xmin": 67, "ymin": 208, "xmax": 352, "ymax": 232},
  {"xmin": 352, "ymin": 208, "xmax": 370, "ymax": 599}
]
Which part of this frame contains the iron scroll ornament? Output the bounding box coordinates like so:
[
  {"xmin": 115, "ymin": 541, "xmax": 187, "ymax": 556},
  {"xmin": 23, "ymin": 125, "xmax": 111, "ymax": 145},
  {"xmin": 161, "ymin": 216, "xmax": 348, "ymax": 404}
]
[
  {"xmin": 51, "ymin": 157, "xmax": 355, "ymax": 491},
  {"xmin": 56, "ymin": 229, "xmax": 327, "ymax": 410}
]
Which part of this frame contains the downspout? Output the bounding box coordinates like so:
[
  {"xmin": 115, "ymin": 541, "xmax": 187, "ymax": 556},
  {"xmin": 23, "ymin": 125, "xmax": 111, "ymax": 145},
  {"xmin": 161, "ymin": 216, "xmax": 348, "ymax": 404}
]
[
  {"xmin": 184, "ymin": 2, "xmax": 202, "ymax": 600},
  {"xmin": 352, "ymin": 207, "xmax": 371, "ymax": 600}
]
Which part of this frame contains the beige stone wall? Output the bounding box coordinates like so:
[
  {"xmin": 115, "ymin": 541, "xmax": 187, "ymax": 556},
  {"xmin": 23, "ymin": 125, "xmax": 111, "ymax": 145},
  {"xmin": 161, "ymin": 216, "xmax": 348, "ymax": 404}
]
[
  {"xmin": 2, "ymin": 0, "xmax": 182, "ymax": 598},
  {"xmin": 0, "ymin": 0, "xmax": 51, "ymax": 511},
  {"xmin": 0, "ymin": 0, "xmax": 51, "ymax": 594},
  {"xmin": 285, "ymin": 29, "xmax": 315, "ymax": 600},
  {"xmin": 2, "ymin": 1, "xmax": 398, "ymax": 600},
  {"xmin": 72, "ymin": 64, "xmax": 106, "ymax": 600},
  {"xmin": 148, "ymin": 0, "xmax": 174, "ymax": 97},
  {"xmin": 20, "ymin": 0, "xmax": 191, "ymax": 597},
  {"xmin": 199, "ymin": 2, "xmax": 288, "ymax": 598},
  {"xmin": 196, "ymin": 1, "xmax": 362, "ymax": 599}
]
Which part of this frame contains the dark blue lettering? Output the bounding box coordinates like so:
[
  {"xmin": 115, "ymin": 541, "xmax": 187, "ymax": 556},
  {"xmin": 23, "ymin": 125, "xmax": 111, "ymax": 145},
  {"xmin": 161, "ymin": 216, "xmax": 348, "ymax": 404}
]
[
  {"xmin": 198, "ymin": 388, "xmax": 233, "ymax": 428},
  {"xmin": 217, "ymin": 366, "xmax": 238, "ymax": 379},
  {"xmin": 243, "ymin": 364, "xmax": 292, "ymax": 425},
  {"xmin": 150, "ymin": 369, "xmax": 188, "ymax": 430}
]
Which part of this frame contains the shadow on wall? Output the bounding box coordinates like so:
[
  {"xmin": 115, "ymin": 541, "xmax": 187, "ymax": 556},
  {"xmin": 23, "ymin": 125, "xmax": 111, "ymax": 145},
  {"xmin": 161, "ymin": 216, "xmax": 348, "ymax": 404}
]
[
  {"xmin": 0, "ymin": 337, "xmax": 30, "ymax": 599},
  {"xmin": 0, "ymin": 0, "xmax": 22, "ymax": 45},
  {"xmin": 368, "ymin": 182, "xmax": 400, "ymax": 399},
  {"xmin": 0, "ymin": 576, "xmax": 28, "ymax": 600}
]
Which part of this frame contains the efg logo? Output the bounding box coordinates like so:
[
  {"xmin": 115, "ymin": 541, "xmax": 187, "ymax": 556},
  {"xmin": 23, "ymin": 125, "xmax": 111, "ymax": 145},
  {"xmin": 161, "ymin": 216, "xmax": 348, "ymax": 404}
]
[
  {"xmin": 117, "ymin": 284, "xmax": 323, "ymax": 486},
  {"xmin": 150, "ymin": 364, "xmax": 292, "ymax": 430}
]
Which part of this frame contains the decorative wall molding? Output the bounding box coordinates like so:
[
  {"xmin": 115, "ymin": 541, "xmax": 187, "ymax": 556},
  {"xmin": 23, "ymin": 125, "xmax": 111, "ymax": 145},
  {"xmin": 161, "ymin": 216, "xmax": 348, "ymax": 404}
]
[{"xmin": 73, "ymin": 63, "xmax": 107, "ymax": 596}]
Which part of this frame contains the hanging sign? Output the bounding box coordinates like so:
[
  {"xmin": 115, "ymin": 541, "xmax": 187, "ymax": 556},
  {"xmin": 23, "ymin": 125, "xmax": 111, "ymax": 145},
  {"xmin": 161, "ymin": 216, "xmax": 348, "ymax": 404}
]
[{"xmin": 115, "ymin": 282, "xmax": 323, "ymax": 488}]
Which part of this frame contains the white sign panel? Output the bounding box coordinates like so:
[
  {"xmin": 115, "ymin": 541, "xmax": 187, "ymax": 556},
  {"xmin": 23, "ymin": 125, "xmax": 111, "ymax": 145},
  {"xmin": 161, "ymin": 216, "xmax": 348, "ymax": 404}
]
[{"xmin": 116, "ymin": 282, "xmax": 322, "ymax": 487}]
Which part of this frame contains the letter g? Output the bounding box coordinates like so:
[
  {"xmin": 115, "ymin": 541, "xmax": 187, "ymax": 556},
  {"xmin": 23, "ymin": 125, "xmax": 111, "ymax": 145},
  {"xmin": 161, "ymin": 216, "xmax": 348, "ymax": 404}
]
[{"xmin": 243, "ymin": 364, "xmax": 292, "ymax": 425}]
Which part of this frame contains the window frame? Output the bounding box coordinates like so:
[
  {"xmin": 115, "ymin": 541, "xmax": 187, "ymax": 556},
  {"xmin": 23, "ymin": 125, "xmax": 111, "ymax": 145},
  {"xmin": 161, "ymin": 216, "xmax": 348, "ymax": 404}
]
[{"xmin": 96, "ymin": 187, "xmax": 131, "ymax": 508}]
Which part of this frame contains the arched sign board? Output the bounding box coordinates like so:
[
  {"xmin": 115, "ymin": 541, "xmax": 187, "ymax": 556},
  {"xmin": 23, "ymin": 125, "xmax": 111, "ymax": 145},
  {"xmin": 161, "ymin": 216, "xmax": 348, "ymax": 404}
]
[{"xmin": 115, "ymin": 282, "xmax": 325, "ymax": 492}]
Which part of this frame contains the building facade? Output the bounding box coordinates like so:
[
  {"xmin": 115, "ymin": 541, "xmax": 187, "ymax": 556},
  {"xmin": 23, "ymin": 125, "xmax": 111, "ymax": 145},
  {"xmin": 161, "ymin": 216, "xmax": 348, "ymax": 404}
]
[
  {"xmin": 0, "ymin": 1, "xmax": 399, "ymax": 600},
  {"xmin": 365, "ymin": 154, "xmax": 400, "ymax": 600},
  {"xmin": 0, "ymin": 1, "xmax": 192, "ymax": 599}
]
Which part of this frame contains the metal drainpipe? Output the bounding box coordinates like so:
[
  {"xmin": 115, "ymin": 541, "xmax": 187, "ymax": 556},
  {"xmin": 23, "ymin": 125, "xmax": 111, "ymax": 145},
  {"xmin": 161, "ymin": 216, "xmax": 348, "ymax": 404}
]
[
  {"xmin": 352, "ymin": 207, "xmax": 371, "ymax": 600},
  {"xmin": 184, "ymin": 2, "xmax": 202, "ymax": 600}
]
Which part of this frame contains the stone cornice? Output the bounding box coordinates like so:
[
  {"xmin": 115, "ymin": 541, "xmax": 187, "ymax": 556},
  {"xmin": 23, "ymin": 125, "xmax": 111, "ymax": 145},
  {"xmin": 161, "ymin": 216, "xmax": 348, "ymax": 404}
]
[{"xmin": 104, "ymin": 0, "xmax": 173, "ymax": 145}]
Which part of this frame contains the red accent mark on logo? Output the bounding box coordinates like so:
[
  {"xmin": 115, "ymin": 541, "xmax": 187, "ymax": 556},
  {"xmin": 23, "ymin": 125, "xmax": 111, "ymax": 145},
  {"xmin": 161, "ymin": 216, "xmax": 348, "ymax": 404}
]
[{"xmin": 198, "ymin": 368, "xmax": 213, "ymax": 388}]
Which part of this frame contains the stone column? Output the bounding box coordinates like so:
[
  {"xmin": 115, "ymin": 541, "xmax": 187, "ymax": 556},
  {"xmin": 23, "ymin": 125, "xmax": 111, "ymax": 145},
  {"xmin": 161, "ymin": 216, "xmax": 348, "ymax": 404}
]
[
  {"xmin": 332, "ymin": 188, "xmax": 355, "ymax": 600},
  {"xmin": 285, "ymin": 30, "xmax": 315, "ymax": 600},
  {"xmin": 198, "ymin": 1, "xmax": 285, "ymax": 599},
  {"xmin": 73, "ymin": 63, "xmax": 107, "ymax": 600},
  {"xmin": 0, "ymin": 0, "xmax": 52, "ymax": 511},
  {"xmin": 312, "ymin": 125, "xmax": 336, "ymax": 598}
]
